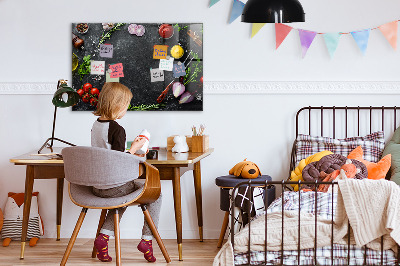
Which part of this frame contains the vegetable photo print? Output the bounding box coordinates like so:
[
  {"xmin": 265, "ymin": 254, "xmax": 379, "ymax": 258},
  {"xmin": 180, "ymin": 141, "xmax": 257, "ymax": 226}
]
[{"xmin": 72, "ymin": 23, "xmax": 203, "ymax": 111}]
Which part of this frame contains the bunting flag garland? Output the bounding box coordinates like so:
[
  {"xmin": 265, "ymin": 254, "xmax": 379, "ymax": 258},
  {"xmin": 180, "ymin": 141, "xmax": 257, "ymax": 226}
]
[
  {"xmin": 323, "ymin": 33, "xmax": 341, "ymax": 58},
  {"xmin": 207, "ymin": 3, "xmax": 400, "ymax": 58},
  {"xmin": 229, "ymin": 0, "xmax": 245, "ymax": 24},
  {"xmin": 298, "ymin": 29, "xmax": 317, "ymax": 58},
  {"xmin": 209, "ymin": 0, "xmax": 221, "ymax": 7},
  {"xmin": 351, "ymin": 29, "xmax": 370, "ymax": 55},
  {"xmin": 378, "ymin": 21, "xmax": 398, "ymax": 50},
  {"xmin": 275, "ymin": 23, "xmax": 293, "ymax": 49},
  {"xmin": 251, "ymin": 23, "xmax": 266, "ymax": 38}
]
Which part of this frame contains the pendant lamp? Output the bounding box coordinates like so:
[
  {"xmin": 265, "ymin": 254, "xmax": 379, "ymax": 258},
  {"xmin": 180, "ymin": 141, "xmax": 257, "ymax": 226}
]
[{"xmin": 242, "ymin": 0, "xmax": 305, "ymax": 23}]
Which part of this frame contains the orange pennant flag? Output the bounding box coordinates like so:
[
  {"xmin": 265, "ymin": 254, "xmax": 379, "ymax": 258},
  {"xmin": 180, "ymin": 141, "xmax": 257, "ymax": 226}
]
[
  {"xmin": 378, "ymin": 21, "xmax": 398, "ymax": 50},
  {"xmin": 275, "ymin": 23, "xmax": 293, "ymax": 49}
]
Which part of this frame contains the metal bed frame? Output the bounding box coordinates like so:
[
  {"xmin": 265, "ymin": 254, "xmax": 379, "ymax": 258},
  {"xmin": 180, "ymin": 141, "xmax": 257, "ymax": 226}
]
[{"xmin": 230, "ymin": 106, "xmax": 400, "ymax": 266}]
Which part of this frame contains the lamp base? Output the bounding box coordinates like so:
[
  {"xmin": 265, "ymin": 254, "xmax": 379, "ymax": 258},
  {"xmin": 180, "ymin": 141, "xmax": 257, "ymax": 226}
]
[{"xmin": 38, "ymin": 137, "xmax": 76, "ymax": 154}]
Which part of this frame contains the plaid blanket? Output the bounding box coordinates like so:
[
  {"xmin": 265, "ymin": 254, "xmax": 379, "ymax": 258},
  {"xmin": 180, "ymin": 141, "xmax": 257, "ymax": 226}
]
[{"xmin": 234, "ymin": 191, "xmax": 397, "ymax": 265}]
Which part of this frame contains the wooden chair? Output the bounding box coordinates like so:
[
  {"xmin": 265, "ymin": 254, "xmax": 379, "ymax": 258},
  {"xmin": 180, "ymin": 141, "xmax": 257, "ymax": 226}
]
[{"xmin": 60, "ymin": 146, "xmax": 171, "ymax": 265}]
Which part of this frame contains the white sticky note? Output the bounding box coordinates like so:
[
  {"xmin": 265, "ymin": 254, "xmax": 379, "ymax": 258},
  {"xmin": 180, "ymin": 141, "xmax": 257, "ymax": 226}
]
[
  {"xmin": 159, "ymin": 58, "xmax": 174, "ymax": 71},
  {"xmin": 90, "ymin": 61, "xmax": 105, "ymax": 75},
  {"xmin": 150, "ymin": 68, "xmax": 164, "ymax": 82}
]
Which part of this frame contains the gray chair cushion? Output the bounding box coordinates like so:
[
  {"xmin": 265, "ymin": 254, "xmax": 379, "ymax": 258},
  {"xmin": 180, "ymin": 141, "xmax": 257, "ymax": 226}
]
[{"xmin": 69, "ymin": 180, "xmax": 145, "ymax": 208}]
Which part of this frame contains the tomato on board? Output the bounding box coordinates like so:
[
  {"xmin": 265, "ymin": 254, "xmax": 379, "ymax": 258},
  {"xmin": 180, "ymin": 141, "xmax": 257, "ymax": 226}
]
[
  {"xmin": 90, "ymin": 88, "xmax": 99, "ymax": 96},
  {"xmin": 90, "ymin": 98, "xmax": 98, "ymax": 106},
  {"xmin": 83, "ymin": 83, "xmax": 92, "ymax": 93},
  {"xmin": 82, "ymin": 93, "xmax": 91, "ymax": 103},
  {"xmin": 76, "ymin": 89, "xmax": 84, "ymax": 97}
]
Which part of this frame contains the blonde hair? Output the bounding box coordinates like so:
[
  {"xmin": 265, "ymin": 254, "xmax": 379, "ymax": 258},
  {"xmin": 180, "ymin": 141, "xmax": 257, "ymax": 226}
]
[{"xmin": 93, "ymin": 82, "xmax": 133, "ymax": 120}]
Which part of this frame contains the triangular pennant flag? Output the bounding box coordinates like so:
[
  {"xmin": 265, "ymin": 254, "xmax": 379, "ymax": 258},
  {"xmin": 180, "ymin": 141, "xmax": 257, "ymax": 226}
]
[
  {"xmin": 378, "ymin": 21, "xmax": 398, "ymax": 50},
  {"xmin": 229, "ymin": 0, "xmax": 245, "ymax": 24},
  {"xmin": 251, "ymin": 23, "xmax": 266, "ymax": 38},
  {"xmin": 323, "ymin": 33, "xmax": 341, "ymax": 58},
  {"xmin": 298, "ymin": 29, "xmax": 317, "ymax": 58},
  {"xmin": 351, "ymin": 29, "xmax": 370, "ymax": 55},
  {"xmin": 209, "ymin": 0, "xmax": 220, "ymax": 7},
  {"xmin": 275, "ymin": 23, "xmax": 293, "ymax": 49}
]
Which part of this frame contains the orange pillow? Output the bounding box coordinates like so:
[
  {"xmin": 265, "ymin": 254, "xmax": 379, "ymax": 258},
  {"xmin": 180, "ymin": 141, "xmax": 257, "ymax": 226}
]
[{"xmin": 347, "ymin": 146, "xmax": 391, "ymax": 180}]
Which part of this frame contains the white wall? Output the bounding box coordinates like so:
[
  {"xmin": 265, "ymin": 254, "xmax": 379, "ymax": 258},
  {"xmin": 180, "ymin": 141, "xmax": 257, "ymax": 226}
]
[{"xmin": 1, "ymin": 0, "xmax": 400, "ymax": 239}]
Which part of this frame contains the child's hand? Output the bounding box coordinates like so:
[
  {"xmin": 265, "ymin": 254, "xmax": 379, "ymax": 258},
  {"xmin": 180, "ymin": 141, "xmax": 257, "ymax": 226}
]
[{"xmin": 129, "ymin": 137, "xmax": 147, "ymax": 155}]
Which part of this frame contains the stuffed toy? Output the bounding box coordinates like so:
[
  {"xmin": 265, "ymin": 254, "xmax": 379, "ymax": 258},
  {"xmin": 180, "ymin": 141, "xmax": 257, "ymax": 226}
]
[
  {"xmin": 348, "ymin": 146, "xmax": 391, "ymax": 180},
  {"xmin": 229, "ymin": 159, "xmax": 261, "ymax": 179},
  {"xmin": 172, "ymin": 135, "xmax": 189, "ymax": 153},
  {"xmin": 1, "ymin": 192, "xmax": 44, "ymax": 247},
  {"xmin": 289, "ymin": 150, "xmax": 333, "ymax": 191}
]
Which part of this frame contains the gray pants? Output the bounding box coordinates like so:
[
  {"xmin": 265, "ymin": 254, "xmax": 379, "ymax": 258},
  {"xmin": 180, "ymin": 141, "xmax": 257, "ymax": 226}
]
[{"xmin": 92, "ymin": 180, "xmax": 162, "ymax": 240}]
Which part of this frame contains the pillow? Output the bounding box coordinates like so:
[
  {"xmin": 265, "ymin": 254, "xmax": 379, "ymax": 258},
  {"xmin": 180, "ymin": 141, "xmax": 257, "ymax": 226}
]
[
  {"xmin": 382, "ymin": 126, "xmax": 400, "ymax": 184},
  {"xmin": 348, "ymin": 146, "xmax": 391, "ymax": 180},
  {"xmin": 289, "ymin": 150, "xmax": 333, "ymax": 191},
  {"xmin": 295, "ymin": 131, "xmax": 385, "ymax": 166}
]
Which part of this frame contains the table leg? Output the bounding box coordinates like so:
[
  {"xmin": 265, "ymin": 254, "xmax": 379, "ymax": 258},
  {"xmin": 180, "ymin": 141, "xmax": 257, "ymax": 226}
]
[
  {"xmin": 172, "ymin": 167, "xmax": 183, "ymax": 261},
  {"xmin": 20, "ymin": 165, "xmax": 35, "ymax": 259},
  {"xmin": 56, "ymin": 178, "xmax": 64, "ymax": 241},
  {"xmin": 193, "ymin": 161, "xmax": 203, "ymax": 242}
]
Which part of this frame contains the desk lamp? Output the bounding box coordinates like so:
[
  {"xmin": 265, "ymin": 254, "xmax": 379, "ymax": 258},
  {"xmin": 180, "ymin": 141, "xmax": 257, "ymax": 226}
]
[
  {"xmin": 38, "ymin": 79, "xmax": 80, "ymax": 154},
  {"xmin": 241, "ymin": 0, "xmax": 305, "ymax": 23}
]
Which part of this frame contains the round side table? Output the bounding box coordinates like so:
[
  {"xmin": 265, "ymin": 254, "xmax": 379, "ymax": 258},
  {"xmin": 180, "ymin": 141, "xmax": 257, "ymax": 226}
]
[{"xmin": 215, "ymin": 175, "xmax": 275, "ymax": 248}]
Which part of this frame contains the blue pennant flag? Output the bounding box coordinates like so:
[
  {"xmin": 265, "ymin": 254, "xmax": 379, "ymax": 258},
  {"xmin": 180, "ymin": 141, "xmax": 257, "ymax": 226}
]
[
  {"xmin": 323, "ymin": 33, "xmax": 341, "ymax": 58},
  {"xmin": 209, "ymin": 0, "xmax": 221, "ymax": 7},
  {"xmin": 351, "ymin": 29, "xmax": 371, "ymax": 55},
  {"xmin": 229, "ymin": 0, "xmax": 245, "ymax": 23}
]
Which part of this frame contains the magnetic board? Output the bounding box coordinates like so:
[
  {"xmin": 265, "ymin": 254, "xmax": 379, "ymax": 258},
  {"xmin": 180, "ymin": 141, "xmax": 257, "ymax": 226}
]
[{"xmin": 72, "ymin": 23, "xmax": 203, "ymax": 111}]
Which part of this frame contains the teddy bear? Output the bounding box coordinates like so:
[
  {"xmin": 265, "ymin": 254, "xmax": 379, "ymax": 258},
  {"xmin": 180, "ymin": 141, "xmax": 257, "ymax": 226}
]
[
  {"xmin": 1, "ymin": 192, "xmax": 43, "ymax": 247},
  {"xmin": 172, "ymin": 135, "xmax": 189, "ymax": 153}
]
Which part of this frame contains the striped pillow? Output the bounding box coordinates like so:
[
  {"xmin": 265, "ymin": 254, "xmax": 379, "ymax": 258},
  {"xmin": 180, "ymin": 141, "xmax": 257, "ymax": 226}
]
[{"xmin": 294, "ymin": 131, "xmax": 385, "ymax": 166}]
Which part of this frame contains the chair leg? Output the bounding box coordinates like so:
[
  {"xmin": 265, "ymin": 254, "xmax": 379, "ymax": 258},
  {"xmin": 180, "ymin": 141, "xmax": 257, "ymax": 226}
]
[
  {"xmin": 217, "ymin": 211, "xmax": 230, "ymax": 248},
  {"xmin": 114, "ymin": 209, "xmax": 121, "ymax": 266},
  {"xmin": 141, "ymin": 205, "xmax": 171, "ymax": 263},
  {"xmin": 92, "ymin": 209, "xmax": 108, "ymax": 258},
  {"xmin": 60, "ymin": 208, "xmax": 88, "ymax": 266}
]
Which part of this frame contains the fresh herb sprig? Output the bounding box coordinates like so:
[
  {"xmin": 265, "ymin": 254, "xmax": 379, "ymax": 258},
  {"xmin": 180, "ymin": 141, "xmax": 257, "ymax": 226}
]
[
  {"xmin": 77, "ymin": 55, "xmax": 91, "ymax": 80},
  {"xmin": 184, "ymin": 51, "xmax": 202, "ymax": 86},
  {"xmin": 128, "ymin": 103, "xmax": 165, "ymax": 111},
  {"xmin": 98, "ymin": 23, "xmax": 126, "ymax": 46}
]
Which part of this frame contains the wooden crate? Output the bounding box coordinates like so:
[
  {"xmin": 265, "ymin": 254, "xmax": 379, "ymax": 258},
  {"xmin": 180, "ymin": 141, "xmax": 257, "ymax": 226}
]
[
  {"xmin": 191, "ymin": 135, "xmax": 209, "ymax": 153},
  {"xmin": 167, "ymin": 135, "xmax": 192, "ymax": 151}
]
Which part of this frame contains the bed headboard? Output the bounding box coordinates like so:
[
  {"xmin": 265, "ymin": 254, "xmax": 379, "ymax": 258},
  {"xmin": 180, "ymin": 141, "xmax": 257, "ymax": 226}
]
[{"xmin": 290, "ymin": 106, "xmax": 400, "ymax": 179}]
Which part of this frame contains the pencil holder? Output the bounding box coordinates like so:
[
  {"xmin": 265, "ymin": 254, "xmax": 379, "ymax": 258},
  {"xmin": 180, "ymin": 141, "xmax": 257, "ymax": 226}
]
[{"xmin": 191, "ymin": 135, "xmax": 209, "ymax": 153}]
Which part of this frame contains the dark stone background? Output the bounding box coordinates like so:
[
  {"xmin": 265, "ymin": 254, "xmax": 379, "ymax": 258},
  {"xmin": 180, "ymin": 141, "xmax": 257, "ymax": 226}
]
[{"xmin": 72, "ymin": 23, "xmax": 203, "ymax": 111}]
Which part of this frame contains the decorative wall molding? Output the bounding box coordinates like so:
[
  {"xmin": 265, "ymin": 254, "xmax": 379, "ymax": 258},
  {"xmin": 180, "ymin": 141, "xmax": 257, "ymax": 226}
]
[{"xmin": 1, "ymin": 81, "xmax": 400, "ymax": 95}]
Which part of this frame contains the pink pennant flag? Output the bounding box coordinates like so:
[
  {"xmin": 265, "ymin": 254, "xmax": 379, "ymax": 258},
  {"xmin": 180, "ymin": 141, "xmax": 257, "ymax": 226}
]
[
  {"xmin": 275, "ymin": 23, "xmax": 293, "ymax": 49},
  {"xmin": 298, "ymin": 29, "xmax": 317, "ymax": 58},
  {"xmin": 378, "ymin": 21, "xmax": 398, "ymax": 50}
]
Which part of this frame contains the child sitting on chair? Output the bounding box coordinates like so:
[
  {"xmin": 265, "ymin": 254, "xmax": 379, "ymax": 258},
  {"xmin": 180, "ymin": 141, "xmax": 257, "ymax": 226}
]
[{"xmin": 91, "ymin": 82, "xmax": 161, "ymax": 263}]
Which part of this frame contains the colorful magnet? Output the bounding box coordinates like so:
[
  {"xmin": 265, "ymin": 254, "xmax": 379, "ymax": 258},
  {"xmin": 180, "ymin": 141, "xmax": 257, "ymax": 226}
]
[
  {"xmin": 170, "ymin": 45, "xmax": 184, "ymax": 59},
  {"xmin": 158, "ymin": 24, "xmax": 174, "ymax": 39}
]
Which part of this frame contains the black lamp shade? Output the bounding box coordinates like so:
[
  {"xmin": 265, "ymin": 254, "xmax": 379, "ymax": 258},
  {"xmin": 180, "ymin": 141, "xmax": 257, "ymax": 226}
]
[
  {"xmin": 241, "ymin": 0, "xmax": 305, "ymax": 23},
  {"xmin": 52, "ymin": 84, "xmax": 80, "ymax": 108}
]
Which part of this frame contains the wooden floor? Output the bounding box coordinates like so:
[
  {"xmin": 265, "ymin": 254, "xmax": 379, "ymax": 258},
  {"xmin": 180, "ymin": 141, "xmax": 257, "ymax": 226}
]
[{"xmin": 0, "ymin": 239, "xmax": 221, "ymax": 265}]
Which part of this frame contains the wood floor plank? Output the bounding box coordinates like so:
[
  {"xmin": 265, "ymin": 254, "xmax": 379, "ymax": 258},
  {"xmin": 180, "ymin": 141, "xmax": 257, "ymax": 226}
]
[{"xmin": 0, "ymin": 239, "xmax": 221, "ymax": 265}]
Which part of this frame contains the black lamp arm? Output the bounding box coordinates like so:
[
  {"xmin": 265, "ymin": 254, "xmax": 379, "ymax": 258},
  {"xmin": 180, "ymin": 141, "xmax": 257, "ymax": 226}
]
[{"xmin": 37, "ymin": 105, "xmax": 75, "ymax": 154}]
